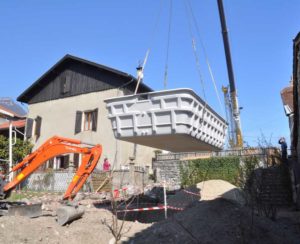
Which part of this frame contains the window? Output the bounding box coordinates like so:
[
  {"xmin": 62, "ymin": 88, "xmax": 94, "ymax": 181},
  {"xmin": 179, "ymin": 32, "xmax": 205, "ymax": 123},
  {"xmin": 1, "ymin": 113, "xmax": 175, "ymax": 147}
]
[
  {"xmin": 74, "ymin": 154, "xmax": 80, "ymax": 168},
  {"xmin": 56, "ymin": 155, "xmax": 69, "ymax": 169},
  {"xmin": 84, "ymin": 111, "xmax": 93, "ymax": 131},
  {"xmin": 74, "ymin": 108, "xmax": 98, "ymax": 134}
]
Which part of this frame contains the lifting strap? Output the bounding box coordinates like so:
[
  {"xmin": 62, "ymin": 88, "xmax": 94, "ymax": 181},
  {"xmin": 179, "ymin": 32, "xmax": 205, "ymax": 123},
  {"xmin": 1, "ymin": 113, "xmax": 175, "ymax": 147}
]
[
  {"xmin": 183, "ymin": 0, "xmax": 208, "ymax": 123},
  {"xmin": 163, "ymin": 0, "xmax": 173, "ymax": 89},
  {"xmin": 184, "ymin": 0, "xmax": 225, "ymax": 118}
]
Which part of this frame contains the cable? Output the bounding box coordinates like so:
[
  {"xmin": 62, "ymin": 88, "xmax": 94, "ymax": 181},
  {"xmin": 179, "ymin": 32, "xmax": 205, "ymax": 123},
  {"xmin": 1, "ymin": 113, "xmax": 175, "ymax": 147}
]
[
  {"xmin": 186, "ymin": 0, "xmax": 225, "ymax": 117},
  {"xmin": 163, "ymin": 0, "xmax": 173, "ymax": 89},
  {"xmin": 183, "ymin": 0, "xmax": 207, "ymax": 122}
]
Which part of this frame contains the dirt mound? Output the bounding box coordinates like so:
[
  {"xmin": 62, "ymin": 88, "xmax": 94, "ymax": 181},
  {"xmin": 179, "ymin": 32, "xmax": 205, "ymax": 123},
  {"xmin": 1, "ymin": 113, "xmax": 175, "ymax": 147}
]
[
  {"xmin": 197, "ymin": 179, "xmax": 245, "ymax": 205},
  {"xmin": 167, "ymin": 185, "xmax": 200, "ymax": 208},
  {"xmin": 0, "ymin": 206, "xmax": 151, "ymax": 244},
  {"xmin": 127, "ymin": 198, "xmax": 300, "ymax": 244}
]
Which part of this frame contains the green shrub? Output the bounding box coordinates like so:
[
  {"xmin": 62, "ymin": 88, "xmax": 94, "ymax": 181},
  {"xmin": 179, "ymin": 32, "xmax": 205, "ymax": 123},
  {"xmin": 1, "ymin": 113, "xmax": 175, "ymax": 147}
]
[
  {"xmin": 180, "ymin": 156, "xmax": 240, "ymax": 187},
  {"xmin": 180, "ymin": 155, "xmax": 261, "ymax": 189},
  {"xmin": 0, "ymin": 135, "xmax": 33, "ymax": 165},
  {"xmin": 238, "ymin": 155, "xmax": 260, "ymax": 188}
]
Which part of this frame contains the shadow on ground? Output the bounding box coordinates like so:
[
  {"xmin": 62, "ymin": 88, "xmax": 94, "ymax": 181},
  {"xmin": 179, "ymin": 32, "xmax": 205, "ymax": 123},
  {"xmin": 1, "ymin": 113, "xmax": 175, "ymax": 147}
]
[{"xmin": 123, "ymin": 188, "xmax": 300, "ymax": 244}]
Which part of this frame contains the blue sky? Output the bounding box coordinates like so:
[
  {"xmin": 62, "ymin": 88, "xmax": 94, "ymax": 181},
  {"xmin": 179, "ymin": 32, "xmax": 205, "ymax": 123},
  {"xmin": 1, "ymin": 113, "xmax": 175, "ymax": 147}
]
[{"xmin": 0, "ymin": 0, "xmax": 299, "ymax": 147}]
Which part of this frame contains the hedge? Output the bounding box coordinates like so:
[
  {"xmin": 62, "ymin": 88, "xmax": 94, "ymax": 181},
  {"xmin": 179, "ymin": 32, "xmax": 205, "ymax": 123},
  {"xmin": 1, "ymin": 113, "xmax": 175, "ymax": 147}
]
[{"xmin": 180, "ymin": 156, "xmax": 241, "ymax": 187}]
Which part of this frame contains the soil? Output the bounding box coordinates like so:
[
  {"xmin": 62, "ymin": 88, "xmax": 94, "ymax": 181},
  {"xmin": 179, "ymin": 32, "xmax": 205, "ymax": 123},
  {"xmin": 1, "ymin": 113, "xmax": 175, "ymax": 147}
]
[
  {"xmin": 1, "ymin": 184, "xmax": 300, "ymax": 244},
  {"xmin": 127, "ymin": 198, "xmax": 300, "ymax": 244},
  {"xmin": 0, "ymin": 195, "xmax": 151, "ymax": 244}
]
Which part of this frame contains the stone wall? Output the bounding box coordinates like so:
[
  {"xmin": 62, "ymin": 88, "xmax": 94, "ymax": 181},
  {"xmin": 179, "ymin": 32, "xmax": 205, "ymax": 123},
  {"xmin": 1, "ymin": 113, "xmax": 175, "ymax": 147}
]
[
  {"xmin": 152, "ymin": 159, "xmax": 182, "ymax": 190},
  {"xmin": 153, "ymin": 149, "xmax": 280, "ymax": 190}
]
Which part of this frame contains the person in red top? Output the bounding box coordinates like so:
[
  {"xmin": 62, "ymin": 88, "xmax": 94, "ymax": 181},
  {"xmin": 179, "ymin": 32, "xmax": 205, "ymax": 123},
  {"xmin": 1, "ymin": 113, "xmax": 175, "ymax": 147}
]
[{"xmin": 103, "ymin": 157, "xmax": 111, "ymax": 171}]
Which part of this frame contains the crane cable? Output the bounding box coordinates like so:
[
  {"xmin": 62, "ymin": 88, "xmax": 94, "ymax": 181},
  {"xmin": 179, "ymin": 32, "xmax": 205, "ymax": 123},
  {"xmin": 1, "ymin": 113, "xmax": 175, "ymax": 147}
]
[
  {"xmin": 183, "ymin": 0, "xmax": 208, "ymax": 123},
  {"xmin": 134, "ymin": 0, "xmax": 164, "ymax": 94},
  {"xmin": 185, "ymin": 0, "xmax": 225, "ymax": 117},
  {"xmin": 163, "ymin": 0, "xmax": 173, "ymax": 89}
]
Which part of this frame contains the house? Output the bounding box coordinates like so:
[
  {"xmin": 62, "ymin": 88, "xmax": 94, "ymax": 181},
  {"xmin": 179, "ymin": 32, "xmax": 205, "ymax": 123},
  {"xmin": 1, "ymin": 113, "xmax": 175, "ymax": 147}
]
[
  {"xmin": 292, "ymin": 32, "xmax": 300, "ymax": 159},
  {"xmin": 280, "ymin": 78, "xmax": 294, "ymax": 148},
  {"xmin": 288, "ymin": 31, "xmax": 300, "ymax": 208},
  {"xmin": 17, "ymin": 54, "xmax": 155, "ymax": 170},
  {"xmin": 0, "ymin": 98, "xmax": 27, "ymax": 138}
]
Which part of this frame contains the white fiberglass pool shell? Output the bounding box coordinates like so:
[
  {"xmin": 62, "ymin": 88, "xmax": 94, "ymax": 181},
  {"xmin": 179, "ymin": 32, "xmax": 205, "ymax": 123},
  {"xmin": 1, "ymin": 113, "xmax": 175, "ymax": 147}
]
[{"xmin": 104, "ymin": 88, "xmax": 227, "ymax": 152}]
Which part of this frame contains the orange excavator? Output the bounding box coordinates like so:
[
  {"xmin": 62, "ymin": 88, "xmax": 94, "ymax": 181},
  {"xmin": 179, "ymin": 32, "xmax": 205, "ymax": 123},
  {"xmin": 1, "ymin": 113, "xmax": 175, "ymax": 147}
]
[
  {"xmin": 0, "ymin": 136, "xmax": 102, "ymax": 200},
  {"xmin": 0, "ymin": 136, "xmax": 102, "ymax": 222}
]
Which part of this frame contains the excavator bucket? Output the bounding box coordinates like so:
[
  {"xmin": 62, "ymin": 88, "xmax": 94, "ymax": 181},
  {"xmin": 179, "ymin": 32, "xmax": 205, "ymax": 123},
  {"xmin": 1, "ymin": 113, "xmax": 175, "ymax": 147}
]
[
  {"xmin": 7, "ymin": 202, "xmax": 42, "ymax": 218},
  {"xmin": 56, "ymin": 204, "xmax": 85, "ymax": 226},
  {"xmin": 0, "ymin": 201, "xmax": 42, "ymax": 218}
]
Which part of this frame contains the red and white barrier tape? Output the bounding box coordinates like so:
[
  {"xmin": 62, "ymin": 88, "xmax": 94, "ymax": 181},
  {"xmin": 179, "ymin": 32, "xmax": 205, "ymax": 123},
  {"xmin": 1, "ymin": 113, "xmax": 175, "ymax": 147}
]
[
  {"xmin": 117, "ymin": 205, "xmax": 184, "ymax": 213},
  {"xmin": 183, "ymin": 190, "xmax": 201, "ymax": 197},
  {"xmin": 166, "ymin": 206, "xmax": 184, "ymax": 211},
  {"xmin": 117, "ymin": 206, "xmax": 165, "ymax": 212}
]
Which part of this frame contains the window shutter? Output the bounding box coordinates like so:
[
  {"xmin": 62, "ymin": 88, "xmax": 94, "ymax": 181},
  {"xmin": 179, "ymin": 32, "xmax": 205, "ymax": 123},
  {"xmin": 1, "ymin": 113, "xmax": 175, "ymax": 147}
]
[
  {"xmin": 60, "ymin": 77, "xmax": 65, "ymax": 94},
  {"xmin": 25, "ymin": 118, "xmax": 34, "ymax": 139},
  {"xmin": 64, "ymin": 76, "xmax": 71, "ymax": 93},
  {"xmin": 35, "ymin": 116, "xmax": 42, "ymax": 138},
  {"xmin": 92, "ymin": 108, "xmax": 98, "ymax": 132},
  {"xmin": 61, "ymin": 76, "xmax": 71, "ymax": 94},
  {"xmin": 75, "ymin": 111, "xmax": 83, "ymax": 134}
]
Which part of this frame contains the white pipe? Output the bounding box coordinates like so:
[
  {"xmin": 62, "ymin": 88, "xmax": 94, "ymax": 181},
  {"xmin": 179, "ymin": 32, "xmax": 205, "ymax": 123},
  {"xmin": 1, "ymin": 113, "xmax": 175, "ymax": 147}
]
[
  {"xmin": 163, "ymin": 181, "xmax": 167, "ymax": 219},
  {"xmin": 9, "ymin": 121, "xmax": 13, "ymax": 181}
]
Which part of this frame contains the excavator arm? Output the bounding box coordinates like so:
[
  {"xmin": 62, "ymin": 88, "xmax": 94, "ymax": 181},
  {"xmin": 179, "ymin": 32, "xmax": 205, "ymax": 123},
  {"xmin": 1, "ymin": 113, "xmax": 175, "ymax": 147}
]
[{"xmin": 0, "ymin": 136, "xmax": 102, "ymax": 200}]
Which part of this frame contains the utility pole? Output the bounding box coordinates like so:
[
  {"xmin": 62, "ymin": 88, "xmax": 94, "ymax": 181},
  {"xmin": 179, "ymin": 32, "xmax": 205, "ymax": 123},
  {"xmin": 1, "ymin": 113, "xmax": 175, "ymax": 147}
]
[{"xmin": 217, "ymin": 0, "xmax": 243, "ymax": 148}]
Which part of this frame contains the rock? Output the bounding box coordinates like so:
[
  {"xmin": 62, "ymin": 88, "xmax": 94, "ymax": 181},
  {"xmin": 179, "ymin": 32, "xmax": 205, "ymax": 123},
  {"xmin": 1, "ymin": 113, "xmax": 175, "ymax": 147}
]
[{"xmin": 41, "ymin": 204, "xmax": 46, "ymax": 210}]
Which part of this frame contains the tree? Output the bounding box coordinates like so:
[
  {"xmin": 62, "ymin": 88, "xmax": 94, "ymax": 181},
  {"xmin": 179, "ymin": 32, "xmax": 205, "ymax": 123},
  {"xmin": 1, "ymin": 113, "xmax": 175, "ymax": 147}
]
[{"xmin": 0, "ymin": 135, "xmax": 33, "ymax": 166}]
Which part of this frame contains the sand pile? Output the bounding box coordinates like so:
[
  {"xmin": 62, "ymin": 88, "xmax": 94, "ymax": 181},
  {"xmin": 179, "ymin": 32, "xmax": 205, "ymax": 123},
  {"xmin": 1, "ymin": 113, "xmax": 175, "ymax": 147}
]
[{"xmin": 197, "ymin": 179, "xmax": 245, "ymax": 205}]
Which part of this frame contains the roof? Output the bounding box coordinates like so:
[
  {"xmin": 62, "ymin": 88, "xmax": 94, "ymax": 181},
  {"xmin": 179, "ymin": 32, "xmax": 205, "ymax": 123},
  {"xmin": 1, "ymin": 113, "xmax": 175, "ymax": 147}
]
[
  {"xmin": 0, "ymin": 119, "xmax": 26, "ymax": 131},
  {"xmin": 17, "ymin": 54, "xmax": 152, "ymax": 103},
  {"xmin": 0, "ymin": 107, "xmax": 14, "ymax": 118},
  {"xmin": 0, "ymin": 98, "xmax": 27, "ymax": 118},
  {"xmin": 281, "ymin": 83, "xmax": 293, "ymax": 115},
  {"xmin": 294, "ymin": 32, "xmax": 300, "ymax": 44}
]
